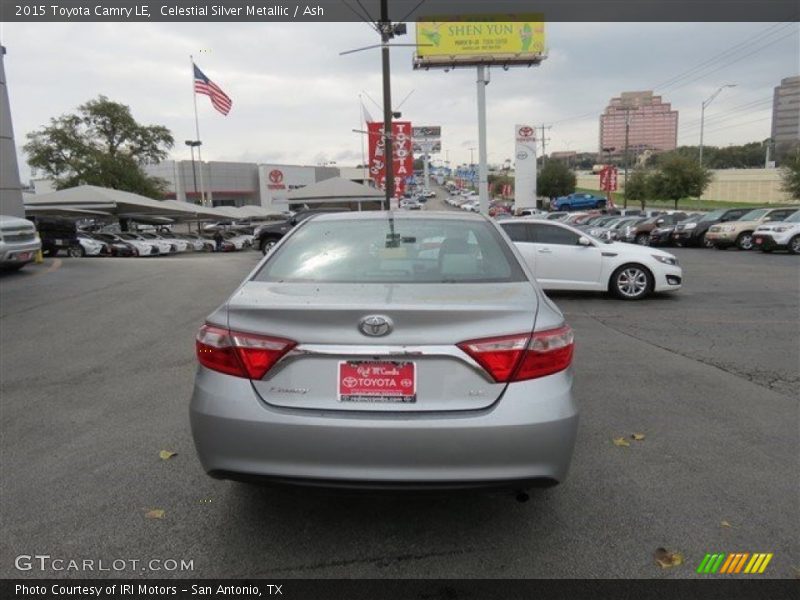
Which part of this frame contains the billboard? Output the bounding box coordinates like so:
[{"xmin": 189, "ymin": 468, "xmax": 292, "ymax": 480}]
[
  {"xmin": 412, "ymin": 126, "xmax": 442, "ymax": 140},
  {"xmin": 414, "ymin": 17, "xmax": 545, "ymax": 69},
  {"xmin": 514, "ymin": 124, "xmax": 538, "ymax": 209},
  {"xmin": 367, "ymin": 121, "xmax": 414, "ymax": 198},
  {"xmin": 413, "ymin": 140, "xmax": 442, "ymax": 154}
]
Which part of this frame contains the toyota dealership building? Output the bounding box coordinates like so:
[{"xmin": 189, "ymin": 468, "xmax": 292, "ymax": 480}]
[{"xmin": 144, "ymin": 161, "xmax": 370, "ymax": 211}]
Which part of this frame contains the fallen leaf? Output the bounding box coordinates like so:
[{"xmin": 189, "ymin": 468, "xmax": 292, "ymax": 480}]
[
  {"xmin": 159, "ymin": 450, "xmax": 177, "ymax": 460},
  {"xmin": 632, "ymin": 433, "xmax": 646, "ymax": 441},
  {"xmin": 145, "ymin": 509, "xmax": 165, "ymax": 519},
  {"xmin": 654, "ymin": 547, "xmax": 684, "ymax": 568},
  {"xmin": 720, "ymin": 520, "xmax": 732, "ymax": 528},
  {"xmin": 612, "ymin": 437, "xmax": 631, "ymax": 447}
]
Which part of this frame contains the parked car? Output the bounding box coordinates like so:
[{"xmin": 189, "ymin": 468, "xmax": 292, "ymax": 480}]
[
  {"xmin": 190, "ymin": 212, "xmax": 577, "ymax": 489},
  {"xmin": 648, "ymin": 214, "xmax": 701, "ymax": 247},
  {"xmin": 75, "ymin": 233, "xmax": 111, "ymax": 257},
  {"xmin": 672, "ymin": 207, "xmax": 750, "ymax": 248},
  {"xmin": 516, "ymin": 207, "xmax": 545, "ymax": 217},
  {"xmin": 499, "ymin": 218, "xmax": 682, "ymax": 300},
  {"xmin": 706, "ymin": 207, "xmax": 798, "ymax": 250},
  {"xmin": 94, "ymin": 232, "xmax": 156, "ymax": 257},
  {"xmin": 752, "ymin": 210, "xmax": 800, "ymax": 254},
  {"xmin": 119, "ymin": 232, "xmax": 171, "ymax": 255},
  {"xmin": 137, "ymin": 232, "xmax": 189, "ymax": 253},
  {"xmin": 84, "ymin": 232, "xmax": 136, "ymax": 257},
  {"xmin": 179, "ymin": 233, "xmax": 215, "ymax": 252},
  {"xmin": 254, "ymin": 208, "xmax": 350, "ymax": 254},
  {"xmin": 621, "ymin": 213, "xmax": 688, "ymax": 246},
  {"xmin": 0, "ymin": 215, "xmax": 40, "ymax": 271},
  {"xmin": 551, "ymin": 193, "xmax": 607, "ymax": 211},
  {"xmin": 30, "ymin": 216, "xmax": 80, "ymax": 257},
  {"xmin": 545, "ymin": 212, "xmax": 569, "ymax": 221}
]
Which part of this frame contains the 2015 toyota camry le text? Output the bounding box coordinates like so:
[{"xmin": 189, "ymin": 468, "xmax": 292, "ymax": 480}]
[{"xmin": 190, "ymin": 212, "xmax": 578, "ymax": 490}]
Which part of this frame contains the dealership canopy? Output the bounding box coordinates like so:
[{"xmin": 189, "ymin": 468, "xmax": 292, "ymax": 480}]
[
  {"xmin": 286, "ymin": 177, "xmax": 384, "ymax": 206},
  {"xmin": 23, "ymin": 185, "xmax": 279, "ymax": 222}
]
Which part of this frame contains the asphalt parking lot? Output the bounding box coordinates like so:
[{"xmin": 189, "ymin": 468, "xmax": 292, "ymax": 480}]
[{"xmin": 0, "ymin": 230, "xmax": 797, "ymax": 578}]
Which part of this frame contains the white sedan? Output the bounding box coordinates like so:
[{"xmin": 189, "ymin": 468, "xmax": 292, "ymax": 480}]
[{"xmin": 499, "ymin": 219, "xmax": 682, "ymax": 300}]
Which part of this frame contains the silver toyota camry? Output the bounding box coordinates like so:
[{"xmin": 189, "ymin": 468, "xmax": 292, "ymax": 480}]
[{"xmin": 190, "ymin": 211, "xmax": 578, "ymax": 490}]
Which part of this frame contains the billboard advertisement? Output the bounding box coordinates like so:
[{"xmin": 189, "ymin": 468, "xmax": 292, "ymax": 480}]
[
  {"xmin": 368, "ymin": 121, "xmax": 414, "ymax": 197},
  {"xmin": 413, "ymin": 140, "xmax": 442, "ymax": 154},
  {"xmin": 412, "ymin": 126, "xmax": 442, "ymax": 140},
  {"xmin": 415, "ymin": 17, "xmax": 545, "ymax": 68},
  {"xmin": 514, "ymin": 124, "xmax": 538, "ymax": 209}
]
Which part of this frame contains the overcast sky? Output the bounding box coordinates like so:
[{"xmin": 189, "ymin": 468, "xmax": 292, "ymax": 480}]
[{"xmin": 2, "ymin": 21, "xmax": 798, "ymax": 181}]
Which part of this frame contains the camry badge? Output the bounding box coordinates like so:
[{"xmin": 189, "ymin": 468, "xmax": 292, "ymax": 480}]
[{"xmin": 358, "ymin": 315, "xmax": 393, "ymax": 337}]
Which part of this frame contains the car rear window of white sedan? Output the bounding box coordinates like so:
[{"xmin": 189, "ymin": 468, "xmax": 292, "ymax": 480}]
[{"xmin": 254, "ymin": 218, "xmax": 526, "ymax": 284}]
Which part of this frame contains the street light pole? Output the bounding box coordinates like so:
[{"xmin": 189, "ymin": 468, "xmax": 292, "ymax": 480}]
[
  {"xmin": 379, "ymin": 0, "xmax": 394, "ymax": 208},
  {"xmin": 699, "ymin": 84, "xmax": 736, "ymax": 167}
]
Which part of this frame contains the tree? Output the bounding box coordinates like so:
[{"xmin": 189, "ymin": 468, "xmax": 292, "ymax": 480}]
[
  {"xmin": 625, "ymin": 169, "xmax": 650, "ymax": 210},
  {"xmin": 779, "ymin": 149, "xmax": 800, "ymax": 200},
  {"xmin": 648, "ymin": 155, "xmax": 712, "ymax": 209},
  {"xmin": 24, "ymin": 96, "xmax": 174, "ymax": 197},
  {"xmin": 537, "ymin": 160, "xmax": 576, "ymax": 199}
]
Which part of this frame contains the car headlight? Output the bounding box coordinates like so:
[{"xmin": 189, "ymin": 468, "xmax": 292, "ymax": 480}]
[
  {"xmin": 683, "ymin": 222, "xmax": 697, "ymax": 230},
  {"xmin": 652, "ymin": 254, "xmax": 678, "ymax": 266},
  {"xmin": 772, "ymin": 226, "xmax": 788, "ymax": 232},
  {"xmin": 719, "ymin": 225, "xmax": 736, "ymax": 232}
]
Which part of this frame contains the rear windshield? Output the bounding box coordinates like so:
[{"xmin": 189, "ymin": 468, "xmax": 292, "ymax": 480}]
[{"xmin": 254, "ymin": 218, "xmax": 526, "ymax": 284}]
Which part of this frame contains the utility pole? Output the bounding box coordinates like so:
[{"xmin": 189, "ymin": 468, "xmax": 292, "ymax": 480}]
[
  {"xmin": 477, "ymin": 65, "xmax": 489, "ymax": 215},
  {"xmin": 623, "ymin": 110, "xmax": 631, "ymax": 209},
  {"xmin": 538, "ymin": 124, "xmax": 551, "ymax": 166},
  {"xmin": 378, "ymin": 0, "xmax": 394, "ymax": 207}
]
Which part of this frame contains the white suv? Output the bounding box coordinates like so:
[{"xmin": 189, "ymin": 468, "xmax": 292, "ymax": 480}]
[
  {"xmin": 752, "ymin": 210, "xmax": 800, "ymax": 254},
  {"xmin": 0, "ymin": 215, "xmax": 41, "ymax": 271}
]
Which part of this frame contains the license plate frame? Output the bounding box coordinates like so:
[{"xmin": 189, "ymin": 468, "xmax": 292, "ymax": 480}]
[{"xmin": 338, "ymin": 360, "xmax": 417, "ymax": 404}]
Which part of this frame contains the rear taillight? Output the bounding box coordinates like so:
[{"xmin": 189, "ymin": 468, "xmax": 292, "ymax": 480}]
[
  {"xmin": 458, "ymin": 325, "xmax": 574, "ymax": 383},
  {"xmin": 196, "ymin": 324, "xmax": 296, "ymax": 379}
]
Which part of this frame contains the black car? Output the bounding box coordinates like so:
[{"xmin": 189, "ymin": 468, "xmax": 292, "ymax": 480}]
[
  {"xmin": 650, "ymin": 214, "xmax": 702, "ymax": 247},
  {"xmin": 254, "ymin": 209, "xmax": 350, "ymax": 254},
  {"xmin": 672, "ymin": 207, "xmax": 750, "ymax": 248},
  {"xmin": 30, "ymin": 216, "xmax": 80, "ymax": 257}
]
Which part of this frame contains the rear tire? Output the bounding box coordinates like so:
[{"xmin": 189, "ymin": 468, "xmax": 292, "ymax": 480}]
[
  {"xmin": 635, "ymin": 233, "xmax": 650, "ymax": 246},
  {"xmin": 610, "ymin": 264, "xmax": 653, "ymax": 300},
  {"xmin": 735, "ymin": 232, "xmax": 754, "ymax": 251},
  {"xmin": 260, "ymin": 237, "xmax": 278, "ymax": 255},
  {"xmin": 789, "ymin": 235, "xmax": 800, "ymax": 255},
  {"xmin": 69, "ymin": 245, "xmax": 85, "ymax": 258}
]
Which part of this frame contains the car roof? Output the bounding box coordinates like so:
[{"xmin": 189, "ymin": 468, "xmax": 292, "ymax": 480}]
[{"xmin": 306, "ymin": 210, "xmax": 487, "ymax": 222}]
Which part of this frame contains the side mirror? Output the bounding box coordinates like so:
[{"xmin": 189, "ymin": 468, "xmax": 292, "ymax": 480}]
[
  {"xmin": 578, "ymin": 236, "xmax": 592, "ymax": 247},
  {"xmin": 656, "ymin": 219, "xmax": 665, "ymax": 225}
]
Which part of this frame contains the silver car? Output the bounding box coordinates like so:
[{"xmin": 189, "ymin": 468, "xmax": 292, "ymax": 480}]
[{"xmin": 190, "ymin": 212, "xmax": 578, "ymax": 490}]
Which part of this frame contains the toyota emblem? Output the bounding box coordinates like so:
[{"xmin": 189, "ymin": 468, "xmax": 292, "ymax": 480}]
[
  {"xmin": 269, "ymin": 169, "xmax": 284, "ymax": 184},
  {"xmin": 518, "ymin": 126, "xmax": 534, "ymax": 137},
  {"xmin": 358, "ymin": 315, "xmax": 393, "ymax": 337}
]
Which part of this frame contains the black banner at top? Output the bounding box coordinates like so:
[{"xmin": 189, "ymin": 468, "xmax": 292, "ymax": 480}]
[{"xmin": 2, "ymin": 0, "xmax": 799, "ymax": 22}]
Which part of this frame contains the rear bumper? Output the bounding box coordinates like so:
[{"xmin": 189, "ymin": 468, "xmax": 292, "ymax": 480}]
[
  {"xmin": 753, "ymin": 233, "xmax": 789, "ymax": 250},
  {"xmin": 190, "ymin": 366, "xmax": 579, "ymax": 486}
]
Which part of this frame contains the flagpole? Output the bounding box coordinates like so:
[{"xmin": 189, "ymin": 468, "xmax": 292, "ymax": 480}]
[{"xmin": 190, "ymin": 55, "xmax": 208, "ymax": 206}]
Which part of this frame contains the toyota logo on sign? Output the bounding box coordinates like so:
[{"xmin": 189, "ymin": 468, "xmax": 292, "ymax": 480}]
[
  {"xmin": 358, "ymin": 315, "xmax": 393, "ymax": 337},
  {"xmin": 517, "ymin": 151, "xmax": 528, "ymax": 160},
  {"xmin": 518, "ymin": 126, "xmax": 534, "ymax": 138},
  {"xmin": 269, "ymin": 170, "xmax": 284, "ymax": 184}
]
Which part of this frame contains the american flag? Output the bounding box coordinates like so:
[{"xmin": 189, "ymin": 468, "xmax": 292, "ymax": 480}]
[{"xmin": 193, "ymin": 63, "xmax": 232, "ymax": 116}]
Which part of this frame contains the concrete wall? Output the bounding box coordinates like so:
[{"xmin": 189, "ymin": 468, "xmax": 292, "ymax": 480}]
[{"xmin": 577, "ymin": 168, "xmax": 794, "ymax": 204}]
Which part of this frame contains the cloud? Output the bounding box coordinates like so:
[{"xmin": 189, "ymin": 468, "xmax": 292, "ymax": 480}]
[{"xmin": 4, "ymin": 21, "xmax": 797, "ymax": 183}]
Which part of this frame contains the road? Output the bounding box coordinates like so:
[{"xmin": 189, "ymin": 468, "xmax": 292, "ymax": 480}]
[{"xmin": 0, "ymin": 217, "xmax": 797, "ymax": 579}]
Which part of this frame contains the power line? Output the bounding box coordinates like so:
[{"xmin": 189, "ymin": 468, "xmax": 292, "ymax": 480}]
[
  {"xmin": 681, "ymin": 97, "xmax": 773, "ymax": 131},
  {"xmin": 652, "ymin": 22, "xmax": 794, "ymax": 91},
  {"xmin": 683, "ymin": 116, "xmax": 771, "ymax": 140}
]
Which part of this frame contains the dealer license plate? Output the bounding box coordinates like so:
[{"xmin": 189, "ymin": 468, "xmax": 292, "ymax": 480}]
[{"xmin": 338, "ymin": 361, "xmax": 416, "ymax": 403}]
